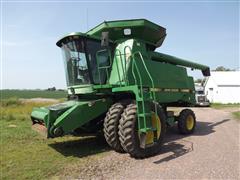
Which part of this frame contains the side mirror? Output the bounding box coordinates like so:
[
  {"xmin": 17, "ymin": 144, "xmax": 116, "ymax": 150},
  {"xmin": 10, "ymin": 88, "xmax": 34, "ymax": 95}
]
[{"xmin": 101, "ymin": 32, "xmax": 109, "ymax": 47}]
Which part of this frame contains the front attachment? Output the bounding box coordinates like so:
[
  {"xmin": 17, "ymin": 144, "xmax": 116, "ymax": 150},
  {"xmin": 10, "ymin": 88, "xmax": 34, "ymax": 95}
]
[
  {"xmin": 31, "ymin": 98, "xmax": 112, "ymax": 138},
  {"xmin": 31, "ymin": 101, "xmax": 76, "ymax": 138}
]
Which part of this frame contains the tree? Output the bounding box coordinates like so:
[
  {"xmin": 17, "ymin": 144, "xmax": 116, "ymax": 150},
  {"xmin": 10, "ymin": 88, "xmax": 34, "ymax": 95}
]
[
  {"xmin": 214, "ymin": 66, "xmax": 232, "ymax": 71},
  {"xmin": 47, "ymin": 87, "xmax": 56, "ymax": 91}
]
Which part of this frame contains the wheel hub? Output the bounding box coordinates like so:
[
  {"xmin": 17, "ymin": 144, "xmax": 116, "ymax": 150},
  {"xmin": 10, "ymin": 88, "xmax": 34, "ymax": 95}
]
[
  {"xmin": 186, "ymin": 115, "xmax": 194, "ymax": 130},
  {"xmin": 145, "ymin": 112, "xmax": 161, "ymax": 145}
]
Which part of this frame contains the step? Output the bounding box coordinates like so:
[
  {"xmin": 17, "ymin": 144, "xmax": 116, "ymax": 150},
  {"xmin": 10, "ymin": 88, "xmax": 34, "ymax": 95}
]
[
  {"xmin": 137, "ymin": 97, "xmax": 152, "ymax": 101},
  {"xmin": 138, "ymin": 113, "xmax": 152, "ymax": 118},
  {"xmin": 137, "ymin": 90, "xmax": 153, "ymax": 100},
  {"xmin": 139, "ymin": 127, "xmax": 157, "ymax": 133}
]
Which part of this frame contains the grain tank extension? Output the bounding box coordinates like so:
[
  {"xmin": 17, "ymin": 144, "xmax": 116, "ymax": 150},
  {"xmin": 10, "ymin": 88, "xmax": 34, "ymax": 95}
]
[{"xmin": 31, "ymin": 19, "xmax": 210, "ymax": 158}]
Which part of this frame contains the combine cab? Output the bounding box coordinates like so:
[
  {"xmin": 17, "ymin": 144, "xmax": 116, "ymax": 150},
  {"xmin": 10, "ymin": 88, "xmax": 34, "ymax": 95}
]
[{"xmin": 31, "ymin": 19, "xmax": 210, "ymax": 158}]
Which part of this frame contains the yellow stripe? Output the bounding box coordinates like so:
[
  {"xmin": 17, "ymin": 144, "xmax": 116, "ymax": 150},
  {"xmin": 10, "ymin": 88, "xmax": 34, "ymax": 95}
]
[
  {"xmin": 150, "ymin": 88, "xmax": 162, "ymax": 92},
  {"xmin": 150, "ymin": 88, "xmax": 193, "ymax": 93}
]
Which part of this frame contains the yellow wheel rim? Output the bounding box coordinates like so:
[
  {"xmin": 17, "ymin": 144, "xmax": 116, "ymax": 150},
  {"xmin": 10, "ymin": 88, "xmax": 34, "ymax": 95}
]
[
  {"xmin": 145, "ymin": 112, "xmax": 161, "ymax": 145},
  {"xmin": 186, "ymin": 115, "xmax": 194, "ymax": 130}
]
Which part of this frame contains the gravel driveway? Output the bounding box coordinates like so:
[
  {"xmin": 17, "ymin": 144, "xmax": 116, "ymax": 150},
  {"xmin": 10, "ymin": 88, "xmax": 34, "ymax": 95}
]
[{"xmin": 60, "ymin": 108, "xmax": 240, "ymax": 180}]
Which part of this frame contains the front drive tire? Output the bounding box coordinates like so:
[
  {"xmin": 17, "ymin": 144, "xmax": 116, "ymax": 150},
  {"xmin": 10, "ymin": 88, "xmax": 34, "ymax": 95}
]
[
  {"xmin": 118, "ymin": 102, "xmax": 166, "ymax": 158},
  {"xmin": 177, "ymin": 109, "xmax": 196, "ymax": 134},
  {"xmin": 103, "ymin": 102, "xmax": 125, "ymax": 153}
]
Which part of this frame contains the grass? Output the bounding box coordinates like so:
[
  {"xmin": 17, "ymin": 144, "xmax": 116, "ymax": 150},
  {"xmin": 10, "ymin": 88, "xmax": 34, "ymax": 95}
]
[
  {"xmin": 210, "ymin": 103, "xmax": 239, "ymax": 121},
  {"xmin": 232, "ymin": 111, "xmax": 240, "ymax": 120},
  {"xmin": 0, "ymin": 98, "xmax": 109, "ymax": 180},
  {"xmin": 210, "ymin": 103, "xmax": 240, "ymax": 109},
  {"xmin": 1, "ymin": 89, "xmax": 67, "ymax": 99}
]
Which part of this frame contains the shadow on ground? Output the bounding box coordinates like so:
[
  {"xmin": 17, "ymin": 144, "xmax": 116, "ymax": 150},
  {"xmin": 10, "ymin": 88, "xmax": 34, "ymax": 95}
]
[
  {"xmin": 49, "ymin": 135, "xmax": 110, "ymax": 158},
  {"xmin": 153, "ymin": 118, "xmax": 230, "ymax": 164},
  {"xmin": 48, "ymin": 119, "xmax": 230, "ymax": 161}
]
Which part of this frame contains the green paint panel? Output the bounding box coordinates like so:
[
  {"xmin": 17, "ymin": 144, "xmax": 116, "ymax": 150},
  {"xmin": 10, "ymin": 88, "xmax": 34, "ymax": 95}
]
[
  {"xmin": 31, "ymin": 107, "xmax": 49, "ymax": 123},
  {"xmin": 51, "ymin": 98, "xmax": 112, "ymax": 136}
]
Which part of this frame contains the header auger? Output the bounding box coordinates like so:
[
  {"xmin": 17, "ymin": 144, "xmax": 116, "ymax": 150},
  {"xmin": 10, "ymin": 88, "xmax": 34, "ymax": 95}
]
[{"xmin": 31, "ymin": 19, "xmax": 210, "ymax": 158}]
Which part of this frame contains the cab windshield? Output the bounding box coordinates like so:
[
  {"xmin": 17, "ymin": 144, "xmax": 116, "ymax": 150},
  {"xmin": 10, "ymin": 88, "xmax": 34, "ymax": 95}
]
[{"xmin": 61, "ymin": 37, "xmax": 111, "ymax": 86}]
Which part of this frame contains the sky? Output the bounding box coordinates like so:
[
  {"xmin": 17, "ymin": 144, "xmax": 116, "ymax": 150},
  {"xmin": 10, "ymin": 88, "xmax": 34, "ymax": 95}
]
[{"xmin": 1, "ymin": 0, "xmax": 239, "ymax": 89}]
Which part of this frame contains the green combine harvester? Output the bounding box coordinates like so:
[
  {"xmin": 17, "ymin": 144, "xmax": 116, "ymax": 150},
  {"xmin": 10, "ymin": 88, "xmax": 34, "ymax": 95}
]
[{"xmin": 31, "ymin": 19, "xmax": 210, "ymax": 158}]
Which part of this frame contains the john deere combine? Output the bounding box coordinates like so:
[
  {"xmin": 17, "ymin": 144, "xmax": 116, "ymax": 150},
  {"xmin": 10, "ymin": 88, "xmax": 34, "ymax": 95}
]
[{"xmin": 31, "ymin": 19, "xmax": 210, "ymax": 158}]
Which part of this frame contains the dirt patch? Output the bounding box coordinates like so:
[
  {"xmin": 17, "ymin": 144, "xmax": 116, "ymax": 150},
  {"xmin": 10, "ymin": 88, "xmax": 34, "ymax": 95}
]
[
  {"xmin": 59, "ymin": 152, "xmax": 135, "ymax": 180},
  {"xmin": 54, "ymin": 108, "xmax": 240, "ymax": 179}
]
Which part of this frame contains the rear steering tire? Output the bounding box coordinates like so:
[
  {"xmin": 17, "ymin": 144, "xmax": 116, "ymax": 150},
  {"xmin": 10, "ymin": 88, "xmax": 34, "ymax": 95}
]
[
  {"xmin": 103, "ymin": 102, "xmax": 125, "ymax": 153},
  {"xmin": 118, "ymin": 102, "xmax": 166, "ymax": 158},
  {"xmin": 177, "ymin": 109, "xmax": 196, "ymax": 134}
]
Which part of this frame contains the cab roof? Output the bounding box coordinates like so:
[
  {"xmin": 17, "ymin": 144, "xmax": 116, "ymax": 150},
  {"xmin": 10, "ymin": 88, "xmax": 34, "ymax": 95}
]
[
  {"xmin": 56, "ymin": 19, "xmax": 166, "ymax": 48},
  {"xmin": 56, "ymin": 32, "xmax": 100, "ymax": 47},
  {"xmin": 87, "ymin": 19, "xmax": 166, "ymax": 47}
]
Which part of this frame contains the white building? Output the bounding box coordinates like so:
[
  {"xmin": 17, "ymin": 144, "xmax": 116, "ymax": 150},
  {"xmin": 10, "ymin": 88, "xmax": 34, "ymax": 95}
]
[{"xmin": 204, "ymin": 71, "xmax": 240, "ymax": 104}]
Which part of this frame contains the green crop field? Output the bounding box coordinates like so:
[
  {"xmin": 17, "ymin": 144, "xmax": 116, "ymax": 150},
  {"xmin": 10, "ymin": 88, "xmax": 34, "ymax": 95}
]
[
  {"xmin": 0, "ymin": 98, "xmax": 109, "ymax": 179},
  {"xmin": 1, "ymin": 89, "xmax": 67, "ymax": 99}
]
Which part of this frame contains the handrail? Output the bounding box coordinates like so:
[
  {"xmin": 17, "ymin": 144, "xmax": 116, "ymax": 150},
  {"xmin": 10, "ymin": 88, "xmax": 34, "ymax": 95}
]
[
  {"xmin": 114, "ymin": 46, "xmax": 132, "ymax": 86},
  {"xmin": 123, "ymin": 46, "xmax": 132, "ymax": 86},
  {"xmin": 114, "ymin": 49, "xmax": 123, "ymax": 86},
  {"xmin": 96, "ymin": 46, "xmax": 156, "ymax": 102},
  {"xmin": 132, "ymin": 59, "xmax": 143, "ymax": 96},
  {"xmin": 131, "ymin": 51, "xmax": 156, "ymax": 101},
  {"xmin": 113, "ymin": 48, "xmax": 158, "ymax": 134},
  {"xmin": 119, "ymin": 51, "xmax": 127, "ymax": 84}
]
